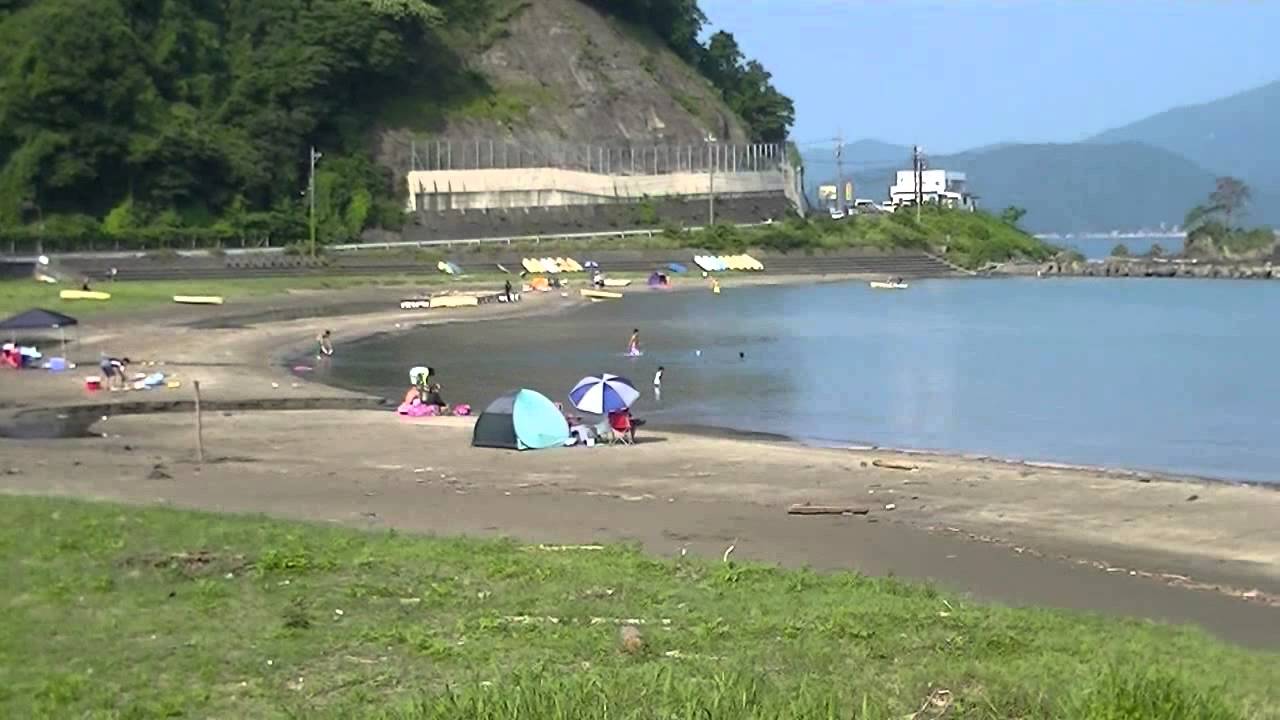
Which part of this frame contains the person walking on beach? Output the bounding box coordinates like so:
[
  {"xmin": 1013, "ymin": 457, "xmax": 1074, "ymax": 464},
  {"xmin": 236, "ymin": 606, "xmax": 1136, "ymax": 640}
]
[
  {"xmin": 317, "ymin": 330, "xmax": 334, "ymax": 359},
  {"xmin": 503, "ymin": 279, "xmax": 514, "ymax": 302}
]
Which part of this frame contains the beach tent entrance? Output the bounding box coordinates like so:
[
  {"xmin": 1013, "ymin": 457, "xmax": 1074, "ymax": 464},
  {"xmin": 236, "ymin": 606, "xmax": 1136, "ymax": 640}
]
[{"xmin": 472, "ymin": 389, "xmax": 569, "ymax": 450}]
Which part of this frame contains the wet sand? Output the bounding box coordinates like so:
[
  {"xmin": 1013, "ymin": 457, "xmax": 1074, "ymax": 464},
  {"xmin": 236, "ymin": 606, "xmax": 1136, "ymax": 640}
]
[{"xmin": 2, "ymin": 281, "xmax": 1279, "ymax": 648}]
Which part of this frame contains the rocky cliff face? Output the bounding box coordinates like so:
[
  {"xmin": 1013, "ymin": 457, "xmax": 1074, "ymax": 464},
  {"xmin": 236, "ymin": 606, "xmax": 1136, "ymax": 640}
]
[{"xmin": 379, "ymin": 0, "xmax": 750, "ymax": 175}]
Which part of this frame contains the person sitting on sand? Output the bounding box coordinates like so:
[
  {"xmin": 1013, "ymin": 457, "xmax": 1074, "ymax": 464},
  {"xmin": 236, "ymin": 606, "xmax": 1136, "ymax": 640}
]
[
  {"xmin": 555, "ymin": 402, "xmax": 583, "ymax": 427},
  {"xmin": 608, "ymin": 407, "xmax": 645, "ymax": 443},
  {"xmin": 423, "ymin": 383, "xmax": 451, "ymax": 415},
  {"xmin": 401, "ymin": 386, "xmax": 418, "ymax": 406}
]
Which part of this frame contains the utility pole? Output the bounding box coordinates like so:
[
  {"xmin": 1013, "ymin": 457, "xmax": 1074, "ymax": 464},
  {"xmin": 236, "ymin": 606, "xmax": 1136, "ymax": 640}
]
[
  {"xmin": 308, "ymin": 146, "xmax": 322, "ymax": 258},
  {"xmin": 912, "ymin": 145, "xmax": 924, "ymax": 223},
  {"xmin": 835, "ymin": 129, "xmax": 845, "ymax": 215},
  {"xmin": 706, "ymin": 134, "xmax": 717, "ymax": 226}
]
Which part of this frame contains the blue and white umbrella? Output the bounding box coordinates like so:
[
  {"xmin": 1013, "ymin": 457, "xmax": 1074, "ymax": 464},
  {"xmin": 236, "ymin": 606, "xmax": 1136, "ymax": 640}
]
[{"xmin": 569, "ymin": 373, "xmax": 640, "ymax": 415}]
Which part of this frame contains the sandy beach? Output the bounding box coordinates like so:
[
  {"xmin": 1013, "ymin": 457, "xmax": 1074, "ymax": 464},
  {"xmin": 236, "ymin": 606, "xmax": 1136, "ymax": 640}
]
[{"xmin": 2, "ymin": 280, "xmax": 1279, "ymax": 648}]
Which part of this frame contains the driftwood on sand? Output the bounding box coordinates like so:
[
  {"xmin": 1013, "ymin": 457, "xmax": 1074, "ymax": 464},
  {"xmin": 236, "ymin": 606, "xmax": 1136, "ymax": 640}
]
[
  {"xmin": 787, "ymin": 503, "xmax": 870, "ymax": 516},
  {"xmin": 873, "ymin": 459, "xmax": 920, "ymax": 471}
]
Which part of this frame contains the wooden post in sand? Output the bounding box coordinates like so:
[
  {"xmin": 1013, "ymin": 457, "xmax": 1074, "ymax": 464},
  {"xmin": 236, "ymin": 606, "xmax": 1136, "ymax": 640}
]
[{"xmin": 193, "ymin": 381, "xmax": 205, "ymax": 464}]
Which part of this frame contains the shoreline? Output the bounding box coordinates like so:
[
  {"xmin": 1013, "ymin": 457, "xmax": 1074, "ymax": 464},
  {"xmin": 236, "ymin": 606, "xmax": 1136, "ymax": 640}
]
[
  {"xmin": 3, "ymin": 277, "xmax": 1280, "ymax": 646},
  {"xmin": 5, "ymin": 273, "xmax": 1276, "ymax": 491}
]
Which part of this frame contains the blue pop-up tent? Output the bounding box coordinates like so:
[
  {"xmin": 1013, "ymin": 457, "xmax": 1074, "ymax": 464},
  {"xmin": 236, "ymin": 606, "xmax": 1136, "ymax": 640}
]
[{"xmin": 472, "ymin": 389, "xmax": 569, "ymax": 450}]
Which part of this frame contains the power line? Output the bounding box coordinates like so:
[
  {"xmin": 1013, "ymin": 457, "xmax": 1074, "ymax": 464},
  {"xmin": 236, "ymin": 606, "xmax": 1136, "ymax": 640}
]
[{"xmin": 800, "ymin": 158, "xmax": 904, "ymax": 168}]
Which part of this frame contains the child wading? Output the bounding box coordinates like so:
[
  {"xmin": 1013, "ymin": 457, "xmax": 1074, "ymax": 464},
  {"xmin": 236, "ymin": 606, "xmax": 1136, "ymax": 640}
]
[{"xmin": 317, "ymin": 330, "xmax": 334, "ymax": 359}]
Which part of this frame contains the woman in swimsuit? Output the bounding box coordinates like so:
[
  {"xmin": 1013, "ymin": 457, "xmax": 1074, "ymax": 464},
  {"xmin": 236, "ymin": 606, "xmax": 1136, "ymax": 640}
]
[{"xmin": 627, "ymin": 329, "xmax": 640, "ymax": 355}]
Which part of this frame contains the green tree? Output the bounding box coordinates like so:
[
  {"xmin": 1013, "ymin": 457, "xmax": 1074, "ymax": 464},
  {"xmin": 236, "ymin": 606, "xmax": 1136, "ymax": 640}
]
[
  {"xmin": 1186, "ymin": 177, "xmax": 1252, "ymax": 233},
  {"xmin": 1148, "ymin": 243, "xmax": 1166, "ymax": 258},
  {"xmin": 695, "ymin": 32, "xmax": 794, "ymax": 142},
  {"xmin": 0, "ymin": 0, "xmax": 458, "ymax": 239},
  {"xmin": 1208, "ymin": 176, "xmax": 1250, "ymax": 230},
  {"xmin": 1110, "ymin": 243, "xmax": 1130, "ymax": 257},
  {"xmin": 102, "ymin": 197, "xmax": 140, "ymax": 237},
  {"xmin": 1000, "ymin": 206, "xmax": 1027, "ymax": 226}
]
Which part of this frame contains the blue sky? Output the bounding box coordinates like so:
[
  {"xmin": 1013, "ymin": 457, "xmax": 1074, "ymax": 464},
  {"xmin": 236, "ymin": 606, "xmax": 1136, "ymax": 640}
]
[{"xmin": 700, "ymin": 0, "xmax": 1279, "ymax": 154}]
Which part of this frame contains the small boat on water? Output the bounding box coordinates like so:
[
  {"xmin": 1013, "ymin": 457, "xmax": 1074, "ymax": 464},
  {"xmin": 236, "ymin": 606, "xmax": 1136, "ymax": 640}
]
[{"xmin": 869, "ymin": 281, "xmax": 909, "ymax": 290}]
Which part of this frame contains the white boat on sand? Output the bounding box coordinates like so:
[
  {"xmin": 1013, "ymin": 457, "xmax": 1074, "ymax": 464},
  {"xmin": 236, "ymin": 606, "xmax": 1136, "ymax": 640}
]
[{"xmin": 869, "ymin": 281, "xmax": 909, "ymax": 290}]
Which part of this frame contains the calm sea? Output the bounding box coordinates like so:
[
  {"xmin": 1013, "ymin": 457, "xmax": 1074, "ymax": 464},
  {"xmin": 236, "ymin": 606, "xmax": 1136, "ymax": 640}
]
[{"xmin": 324, "ymin": 278, "xmax": 1280, "ymax": 484}]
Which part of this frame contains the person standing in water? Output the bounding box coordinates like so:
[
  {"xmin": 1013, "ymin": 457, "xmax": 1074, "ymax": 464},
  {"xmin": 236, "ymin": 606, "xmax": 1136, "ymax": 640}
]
[
  {"xmin": 653, "ymin": 365, "xmax": 664, "ymax": 400},
  {"xmin": 317, "ymin": 330, "xmax": 334, "ymax": 359},
  {"xmin": 627, "ymin": 328, "xmax": 640, "ymax": 356}
]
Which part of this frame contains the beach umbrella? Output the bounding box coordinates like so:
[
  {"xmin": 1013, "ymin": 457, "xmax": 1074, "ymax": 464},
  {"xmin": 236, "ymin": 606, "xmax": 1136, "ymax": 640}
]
[
  {"xmin": 409, "ymin": 366, "xmax": 432, "ymax": 385},
  {"xmin": 569, "ymin": 373, "xmax": 640, "ymax": 415}
]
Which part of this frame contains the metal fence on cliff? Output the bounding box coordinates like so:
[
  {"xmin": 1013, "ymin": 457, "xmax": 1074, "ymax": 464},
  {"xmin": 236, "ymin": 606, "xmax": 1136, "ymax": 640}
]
[{"xmin": 405, "ymin": 140, "xmax": 785, "ymax": 175}]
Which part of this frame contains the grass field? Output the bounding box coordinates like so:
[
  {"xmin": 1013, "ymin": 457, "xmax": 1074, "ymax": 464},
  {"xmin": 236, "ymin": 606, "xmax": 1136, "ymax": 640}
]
[
  {"xmin": 0, "ymin": 495, "xmax": 1272, "ymax": 719},
  {"xmin": 0, "ymin": 274, "xmax": 520, "ymax": 316},
  {"xmin": 0, "ymin": 270, "xmax": 679, "ymax": 317}
]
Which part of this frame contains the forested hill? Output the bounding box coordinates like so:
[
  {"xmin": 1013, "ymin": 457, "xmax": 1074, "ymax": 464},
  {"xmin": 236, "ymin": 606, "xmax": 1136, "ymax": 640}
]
[{"xmin": 0, "ymin": 0, "xmax": 794, "ymax": 248}]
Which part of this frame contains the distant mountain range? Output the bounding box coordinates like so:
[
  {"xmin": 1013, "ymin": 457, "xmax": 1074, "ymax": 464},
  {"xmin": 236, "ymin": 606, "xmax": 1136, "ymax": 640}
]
[
  {"xmin": 1087, "ymin": 80, "xmax": 1280, "ymax": 196},
  {"xmin": 803, "ymin": 80, "xmax": 1280, "ymax": 234}
]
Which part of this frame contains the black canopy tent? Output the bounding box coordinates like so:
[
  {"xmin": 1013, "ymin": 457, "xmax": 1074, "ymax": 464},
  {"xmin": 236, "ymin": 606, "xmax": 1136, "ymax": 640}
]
[{"xmin": 0, "ymin": 308, "xmax": 78, "ymax": 355}]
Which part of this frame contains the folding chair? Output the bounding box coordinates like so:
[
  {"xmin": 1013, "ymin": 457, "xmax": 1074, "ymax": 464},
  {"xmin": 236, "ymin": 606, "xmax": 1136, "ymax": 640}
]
[{"xmin": 607, "ymin": 414, "xmax": 635, "ymax": 446}]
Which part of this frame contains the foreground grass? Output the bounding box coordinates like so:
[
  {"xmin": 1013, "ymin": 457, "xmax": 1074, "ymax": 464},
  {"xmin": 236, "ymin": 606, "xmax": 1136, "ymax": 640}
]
[{"xmin": 0, "ymin": 496, "xmax": 1273, "ymax": 719}]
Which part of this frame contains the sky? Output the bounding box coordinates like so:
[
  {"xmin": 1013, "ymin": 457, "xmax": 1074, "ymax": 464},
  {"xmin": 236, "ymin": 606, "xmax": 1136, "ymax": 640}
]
[{"xmin": 700, "ymin": 0, "xmax": 1279, "ymax": 155}]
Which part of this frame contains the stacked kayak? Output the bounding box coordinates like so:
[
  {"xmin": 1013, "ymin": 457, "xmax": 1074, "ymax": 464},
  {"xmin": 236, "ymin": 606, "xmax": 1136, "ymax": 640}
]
[
  {"xmin": 694, "ymin": 254, "xmax": 764, "ymax": 272},
  {"xmin": 521, "ymin": 257, "xmax": 585, "ymax": 274}
]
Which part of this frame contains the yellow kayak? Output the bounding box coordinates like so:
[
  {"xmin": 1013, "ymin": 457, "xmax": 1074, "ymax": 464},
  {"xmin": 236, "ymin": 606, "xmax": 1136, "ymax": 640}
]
[
  {"xmin": 60, "ymin": 290, "xmax": 111, "ymax": 301},
  {"xmin": 173, "ymin": 295, "xmax": 225, "ymax": 305},
  {"xmin": 580, "ymin": 289, "xmax": 622, "ymax": 300}
]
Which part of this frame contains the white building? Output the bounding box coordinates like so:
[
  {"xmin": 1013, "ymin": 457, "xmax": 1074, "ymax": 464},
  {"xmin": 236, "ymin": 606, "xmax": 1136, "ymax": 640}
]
[{"xmin": 888, "ymin": 169, "xmax": 976, "ymax": 211}]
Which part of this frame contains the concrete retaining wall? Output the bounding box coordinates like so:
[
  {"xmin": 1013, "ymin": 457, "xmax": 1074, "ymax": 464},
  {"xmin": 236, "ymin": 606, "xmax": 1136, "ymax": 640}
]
[
  {"xmin": 406, "ymin": 167, "xmax": 786, "ymax": 211},
  {"xmin": 403, "ymin": 196, "xmax": 792, "ymax": 243}
]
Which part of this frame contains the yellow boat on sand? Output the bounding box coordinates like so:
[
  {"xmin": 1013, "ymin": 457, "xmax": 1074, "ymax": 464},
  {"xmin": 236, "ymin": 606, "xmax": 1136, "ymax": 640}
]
[
  {"xmin": 59, "ymin": 290, "xmax": 111, "ymax": 301},
  {"xmin": 580, "ymin": 289, "xmax": 622, "ymax": 300}
]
